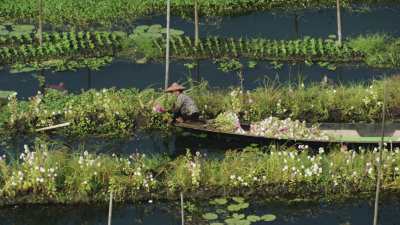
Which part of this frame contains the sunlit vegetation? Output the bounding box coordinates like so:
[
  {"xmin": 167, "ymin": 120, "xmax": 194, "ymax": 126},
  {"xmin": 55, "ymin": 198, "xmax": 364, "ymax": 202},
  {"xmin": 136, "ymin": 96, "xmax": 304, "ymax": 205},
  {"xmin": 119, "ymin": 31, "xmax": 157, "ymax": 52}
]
[
  {"xmin": 0, "ymin": 76, "xmax": 399, "ymax": 138},
  {"xmin": 0, "ymin": 142, "xmax": 399, "ymax": 205},
  {"xmin": 0, "ymin": 0, "xmax": 397, "ymax": 27}
]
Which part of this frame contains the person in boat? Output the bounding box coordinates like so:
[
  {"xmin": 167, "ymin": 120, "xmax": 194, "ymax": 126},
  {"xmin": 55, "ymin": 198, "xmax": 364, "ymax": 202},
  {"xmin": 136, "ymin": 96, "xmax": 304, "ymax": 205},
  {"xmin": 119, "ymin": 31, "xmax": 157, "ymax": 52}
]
[{"xmin": 166, "ymin": 82, "xmax": 199, "ymax": 123}]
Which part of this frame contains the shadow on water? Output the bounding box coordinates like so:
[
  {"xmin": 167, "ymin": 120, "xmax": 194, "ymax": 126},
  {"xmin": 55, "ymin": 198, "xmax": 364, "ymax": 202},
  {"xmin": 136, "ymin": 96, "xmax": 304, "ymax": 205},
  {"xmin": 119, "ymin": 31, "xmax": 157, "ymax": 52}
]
[
  {"xmin": 0, "ymin": 199, "xmax": 399, "ymax": 225},
  {"xmin": 0, "ymin": 129, "xmax": 255, "ymax": 159}
]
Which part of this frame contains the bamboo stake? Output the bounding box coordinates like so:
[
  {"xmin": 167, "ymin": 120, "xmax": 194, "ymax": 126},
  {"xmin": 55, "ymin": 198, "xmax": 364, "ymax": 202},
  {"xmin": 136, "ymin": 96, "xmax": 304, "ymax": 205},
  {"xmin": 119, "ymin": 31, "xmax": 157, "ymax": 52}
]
[
  {"xmin": 194, "ymin": 0, "xmax": 200, "ymax": 81},
  {"xmin": 38, "ymin": 0, "xmax": 43, "ymax": 45},
  {"xmin": 36, "ymin": 122, "xmax": 71, "ymax": 132},
  {"xmin": 108, "ymin": 190, "xmax": 113, "ymax": 225},
  {"xmin": 373, "ymin": 78, "xmax": 387, "ymax": 225},
  {"xmin": 194, "ymin": 0, "xmax": 199, "ymax": 46},
  {"xmin": 180, "ymin": 192, "xmax": 185, "ymax": 225},
  {"xmin": 336, "ymin": 0, "xmax": 342, "ymax": 45},
  {"xmin": 165, "ymin": 0, "xmax": 171, "ymax": 90}
]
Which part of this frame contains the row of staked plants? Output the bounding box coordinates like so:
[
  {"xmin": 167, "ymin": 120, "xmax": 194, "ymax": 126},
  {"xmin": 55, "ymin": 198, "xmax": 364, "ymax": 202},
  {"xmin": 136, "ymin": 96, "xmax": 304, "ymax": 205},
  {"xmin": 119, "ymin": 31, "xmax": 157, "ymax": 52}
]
[
  {"xmin": 147, "ymin": 34, "xmax": 400, "ymax": 68},
  {"xmin": 0, "ymin": 31, "xmax": 124, "ymax": 66},
  {"xmin": 1, "ymin": 27, "xmax": 399, "ymax": 70},
  {"xmin": 0, "ymin": 0, "xmax": 397, "ymax": 27},
  {"xmin": 1, "ymin": 76, "xmax": 400, "ymax": 138},
  {"xmin": 0, "ymin": 141, "xmax": 399, "ymax": 205}
]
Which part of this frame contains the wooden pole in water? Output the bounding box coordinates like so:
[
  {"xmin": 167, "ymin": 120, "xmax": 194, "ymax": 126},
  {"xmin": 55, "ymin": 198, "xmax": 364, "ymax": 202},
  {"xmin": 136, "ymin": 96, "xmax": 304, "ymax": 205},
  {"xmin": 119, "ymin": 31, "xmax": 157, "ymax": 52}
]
[
  {"xmin": 38, "ymin": 0, "xmax": 43, "ymax": 45},
  {"xmin": 165, "ymin": 0, "xmax": 171, "ymax": 90},
  {"xmin": 37, "ymin": 0, "xmax": 46, "ymax": 94},
  {"xmin": 194, "ymin": 0, "xmax": 200, "ymax": 82},
  {"xmin": 373, "ymin": 78, "xmax": 387, "ymax": 225},
  {"xmin": 180, "ymin": 192, "xmax": 185, "ymax": 225},
  {"xmin": 336, "ymin": 0, "xmax": 342, "ymax": 45},
  {"xmin": 108, "ymin": 190, "xmax": 113, "ymax": 225}
]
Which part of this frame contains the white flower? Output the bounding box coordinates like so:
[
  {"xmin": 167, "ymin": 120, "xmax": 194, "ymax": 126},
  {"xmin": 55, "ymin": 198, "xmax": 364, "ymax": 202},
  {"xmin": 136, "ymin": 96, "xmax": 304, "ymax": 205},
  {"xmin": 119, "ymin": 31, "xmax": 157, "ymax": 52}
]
[{"xmin": 318, "ymin": 147, "xmax": 324, "ymax": 154}]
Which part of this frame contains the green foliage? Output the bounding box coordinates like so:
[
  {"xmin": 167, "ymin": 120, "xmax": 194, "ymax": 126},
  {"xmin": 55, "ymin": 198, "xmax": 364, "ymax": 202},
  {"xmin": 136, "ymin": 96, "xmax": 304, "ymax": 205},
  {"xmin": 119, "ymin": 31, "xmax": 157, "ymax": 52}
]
[
  {"xmin": 349, "ymin": 34, "xmax": 400, "ymax": 68},
  {"xmin": 0, "ymin": 31, "xmax": 123, "ymax": 67},
  {"xmin": 120, "ymin": 24, "xmax": 184, "ymax": 61},
  {"xmin": 1, "ymin": 143, "xmax": 400, "ymax": 204},
  {"xmin": 202, "ymin": 197, "xmax": 275, "ymax": 225},
  {"xmin": 0, "ymin": 0, "xmax": 395, "ymax": 28},
  {"xmin": 1, "ymin": 88, "xmax": 173, "ymax": 137},
  {"xmin": 2, "ymin": 76, "xmax": 400, "ymax": 137}
]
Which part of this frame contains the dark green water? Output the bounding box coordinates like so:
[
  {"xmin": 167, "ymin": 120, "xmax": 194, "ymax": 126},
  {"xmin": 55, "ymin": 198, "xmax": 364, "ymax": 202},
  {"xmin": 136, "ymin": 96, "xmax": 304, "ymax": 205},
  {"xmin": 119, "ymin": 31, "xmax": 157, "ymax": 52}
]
[{"xmin": 1, "ymin": 199, "xmax": 399, "ymax": 225}]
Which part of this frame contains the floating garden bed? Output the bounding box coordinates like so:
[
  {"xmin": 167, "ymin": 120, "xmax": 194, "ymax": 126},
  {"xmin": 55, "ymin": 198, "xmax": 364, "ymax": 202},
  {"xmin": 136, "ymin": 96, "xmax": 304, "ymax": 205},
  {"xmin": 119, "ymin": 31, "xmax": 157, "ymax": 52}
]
[
  {"xmin": 0, "ymin": 0, "xmax": 398, "ymax": 27},
  {"xmin": 0, "ymin": 142, "xmax": 399, "ymax": 205},
  {"xmin": 1, "ymin": 76, "xmax": 400, "ymax": 138}
]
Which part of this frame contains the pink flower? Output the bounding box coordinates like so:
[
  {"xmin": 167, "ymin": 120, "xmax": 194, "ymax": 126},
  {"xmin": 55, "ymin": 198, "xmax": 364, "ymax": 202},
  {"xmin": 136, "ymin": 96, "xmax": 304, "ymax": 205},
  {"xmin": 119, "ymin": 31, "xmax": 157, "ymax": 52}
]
[{"xmin": 153, "ymin": 104, "xmax": 166, "ymax": 113}]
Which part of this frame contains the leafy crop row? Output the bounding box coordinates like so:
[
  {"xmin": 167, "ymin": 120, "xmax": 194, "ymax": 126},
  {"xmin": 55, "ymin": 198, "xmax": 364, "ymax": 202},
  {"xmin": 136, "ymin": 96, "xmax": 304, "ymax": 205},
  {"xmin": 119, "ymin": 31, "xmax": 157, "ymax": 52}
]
[
  {"xmin": 0, "ymin": 31, "xmax": 124, "ymax": 65},
  {"xmin": 153, "ymin": 36, "xmax": 362, "ymax": 63},
  {"xmin": 0, "ymin": 0, "xmax": 397, "ymax": 27}
]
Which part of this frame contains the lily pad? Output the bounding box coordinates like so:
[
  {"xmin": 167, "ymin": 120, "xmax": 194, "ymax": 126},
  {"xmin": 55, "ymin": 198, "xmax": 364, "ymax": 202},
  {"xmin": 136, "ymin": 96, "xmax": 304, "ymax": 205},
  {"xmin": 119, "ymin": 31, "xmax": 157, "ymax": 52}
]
[
  {"xmin": 202, "ymin": 213, "xmax": 218, "ymax": 220},
  {"xmin": 261, "ymin": 214, "xmax": 276, "ymax": 222},
  {"xmin": 246, "ymin": 215, "xmax": 261, "ymax": 222},
  {"xmin": 227, "ymin": 204, "xmax": 242, "ymax": 212},
  {"xmin": 224, "ymin": 218, "xmax": 251, "ymax": 225},
  {"xmin": 134, "ymin": 25, "xmax": 149, "ymax": 33},
  {"xmin": 148, "ymin": 24, "xmax": 162, "ymax": 33},
  {"xmin": 232, "ymin": 197, "xmax": 245, "ymax": 203},
  {"xmin": 215, "ymin": 208, "xmax": 227, "ymax": 214},
  {"xmin": 232, "ymin": 213, "xmax": 245, "ymax": 219},
  {"xmin": 212, "ymin": 198, "xmax": 228, "ymax": 205}
]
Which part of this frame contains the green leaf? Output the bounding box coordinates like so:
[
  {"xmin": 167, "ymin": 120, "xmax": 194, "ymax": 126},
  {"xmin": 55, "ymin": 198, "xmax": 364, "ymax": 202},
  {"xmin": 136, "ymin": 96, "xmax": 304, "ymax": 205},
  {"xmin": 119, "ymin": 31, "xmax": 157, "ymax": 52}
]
[
  {"xmin": 232, "ymin": 197, "xmax": 245, "ymax": 203},
  {"xmin": 202, "ymin": 213, "xmax": 218, "ymax": 220},
  {"xmin": 214, "ymin": 198, "xmax": 228, "ymax": 205},
  {"xmin": 261, "ymin": 214, "xmax": 277, "ymax": 222},
  {"xmin": 148, "ymin": 24, "xmax": 162, "ymax": 33},
  {"xmin": 210, "ymin": 223, "xmax": 224, "ymax": 225},
  {"xmin": 225, "ymin": 218, "xmax": 251, "ymax": 225},
  {"xmin": 232, "ymin": 213, "xmax": 245, "ymax": 219},
  {"xmin": 227, "ymin": 204, "xmax": 241, "ymax": 212},
  {"xmin": 246, "ymin": 215, "xmax": 261, "ymax": 222}
]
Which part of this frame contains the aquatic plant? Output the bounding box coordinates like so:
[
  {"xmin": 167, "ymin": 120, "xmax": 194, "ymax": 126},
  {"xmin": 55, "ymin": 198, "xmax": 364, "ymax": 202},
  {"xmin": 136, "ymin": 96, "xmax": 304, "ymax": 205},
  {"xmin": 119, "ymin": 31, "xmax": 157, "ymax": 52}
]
[
  {"xmin": 1, "ymin": 142, "xmax": 400, "ymax": 205},
  {"xmin": 0, "ymin": 0, "xmax": 397, "ymax": 28},
  {"xmin": 202, "ymin": 197, "xmax": 276, "ymax": 225},
  {"xmin": 1, "ymin": 76, "xmax": 400, "ymax": 137}
]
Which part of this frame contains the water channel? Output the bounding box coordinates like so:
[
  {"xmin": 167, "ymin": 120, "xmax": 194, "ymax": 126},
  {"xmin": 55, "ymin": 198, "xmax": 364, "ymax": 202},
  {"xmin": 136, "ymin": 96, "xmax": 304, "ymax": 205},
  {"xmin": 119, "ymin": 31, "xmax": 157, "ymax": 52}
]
[{"xmin": 1, "ymin": 7, "xmax": 399, "ymax": 98}]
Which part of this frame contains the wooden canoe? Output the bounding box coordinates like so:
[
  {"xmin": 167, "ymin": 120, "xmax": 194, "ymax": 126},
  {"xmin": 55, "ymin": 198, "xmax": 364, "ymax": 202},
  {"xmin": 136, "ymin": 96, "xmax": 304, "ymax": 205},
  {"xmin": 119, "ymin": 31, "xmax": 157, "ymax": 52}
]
[{"xmin": 174, "ymin": 121, "xmax": 400, "ymax": 148}]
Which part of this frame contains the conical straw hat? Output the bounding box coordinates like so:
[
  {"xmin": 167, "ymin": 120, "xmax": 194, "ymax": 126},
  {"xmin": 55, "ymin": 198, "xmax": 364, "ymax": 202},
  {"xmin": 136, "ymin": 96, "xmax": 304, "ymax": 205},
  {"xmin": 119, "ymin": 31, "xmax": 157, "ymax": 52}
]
[{"xmin": 166, "ymin": 82, "xmax": 185, "ymax": 92}]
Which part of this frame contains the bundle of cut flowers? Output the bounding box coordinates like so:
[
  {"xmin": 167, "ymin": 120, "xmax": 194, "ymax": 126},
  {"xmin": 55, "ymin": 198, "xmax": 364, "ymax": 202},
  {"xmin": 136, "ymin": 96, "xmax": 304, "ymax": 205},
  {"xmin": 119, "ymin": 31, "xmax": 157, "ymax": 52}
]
[
  {"xmin": 213, "ymin": 112, "xmax": 329, "ymax": 140},
  {"xmin": 212, "ymin": 111, "xmax": 245, "ymax": 133},
  {"xmin": 250, "ymin": 117, "xmax": 330, "ymax": 140}
]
